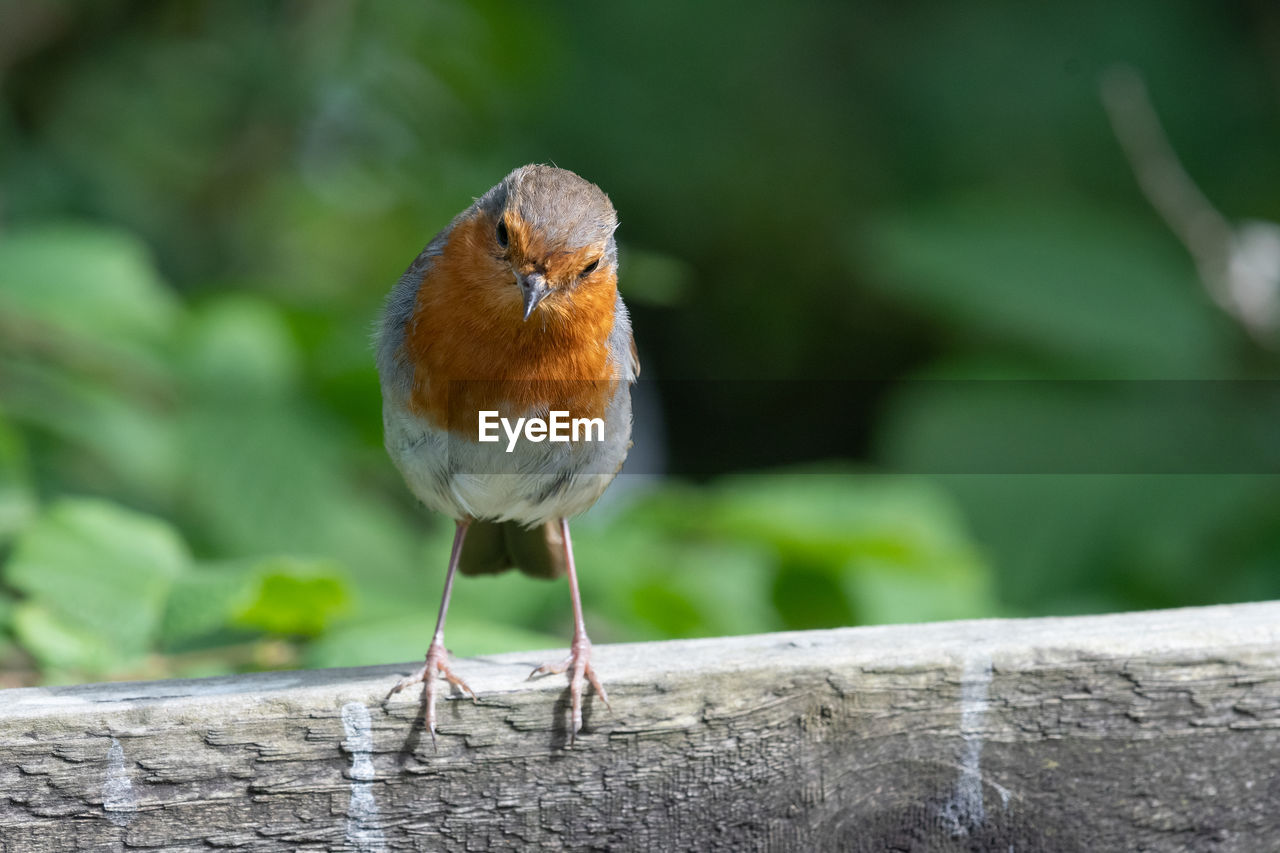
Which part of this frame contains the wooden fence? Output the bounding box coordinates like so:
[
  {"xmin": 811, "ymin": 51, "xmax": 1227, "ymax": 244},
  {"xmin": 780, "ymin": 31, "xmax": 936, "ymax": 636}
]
[{"xmin": 1, "ymin": 601, "xmax": 1278, "ymax": 851}]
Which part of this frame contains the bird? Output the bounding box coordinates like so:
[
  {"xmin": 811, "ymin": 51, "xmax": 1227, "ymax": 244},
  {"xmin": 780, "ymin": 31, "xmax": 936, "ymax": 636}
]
[{"xmin": 375, "ymin": 164, "xmax": 637, "ymax": 744}]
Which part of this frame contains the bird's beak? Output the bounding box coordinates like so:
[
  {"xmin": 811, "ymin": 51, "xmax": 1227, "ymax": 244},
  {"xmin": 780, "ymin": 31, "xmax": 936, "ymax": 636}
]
[{"xmin": 519, "ymin": 272, "xmax": 550, "ymax": 321}]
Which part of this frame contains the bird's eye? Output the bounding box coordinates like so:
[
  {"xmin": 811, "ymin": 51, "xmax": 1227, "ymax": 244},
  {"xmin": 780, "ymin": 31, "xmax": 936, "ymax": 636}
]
[
  {"xmin": 580, "ymin": 258, "xmax": 600, "ymax": 278},
  {"xmin": 495, "ymin": 218, "xmax": 509, "ymax": 248}
]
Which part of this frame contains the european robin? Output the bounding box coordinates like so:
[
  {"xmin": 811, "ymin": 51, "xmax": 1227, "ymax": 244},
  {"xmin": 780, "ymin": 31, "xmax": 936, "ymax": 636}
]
[{"xmin": 376, "ymin": 164, "xmax": 637, "ymax": 743}]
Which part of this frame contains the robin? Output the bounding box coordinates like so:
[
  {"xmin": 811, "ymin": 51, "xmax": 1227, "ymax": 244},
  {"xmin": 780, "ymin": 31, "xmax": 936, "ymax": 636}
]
[{"xmin": 376, "ymin": 164, "xmax": 637, "ymax": 744}]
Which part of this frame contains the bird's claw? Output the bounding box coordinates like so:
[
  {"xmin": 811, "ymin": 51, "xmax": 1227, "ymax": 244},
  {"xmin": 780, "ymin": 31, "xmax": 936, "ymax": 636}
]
[
  {"xmin": 528, "ymin": 634, "xmax": 609, "ymax": 743},
  {"xmin": 387, "ymin": 640, "xmax": 476, "ymax": 747}
]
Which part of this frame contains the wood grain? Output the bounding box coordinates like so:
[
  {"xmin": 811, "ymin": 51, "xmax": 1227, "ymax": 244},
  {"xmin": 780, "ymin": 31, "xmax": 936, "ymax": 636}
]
[{"xmin": 1, "ymin": 601, "xmax": 1278, "ymax": 852}]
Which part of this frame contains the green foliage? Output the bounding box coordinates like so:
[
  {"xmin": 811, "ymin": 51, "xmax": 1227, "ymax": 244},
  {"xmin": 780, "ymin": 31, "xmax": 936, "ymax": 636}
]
[
  {"xmin": 0, "ymin": 217, "xmax": 1003, "ymax": 681},
  {"xmin": 0, "ymin": 224, "xmax": 178, "ymax": 349},
  {"xmin": 0, "ymin": 1, "xmax": 1276, "ymax": 686},
  {"xmin": 6, "ymin": 499, "xmax": 187, "ymax": 673},
  {"xmin": 163, "ymin": 556, "xmax": 351, "ymax": 649},
  {"xmin": 863, "ymin": 195, "xmax": 1280, "ymax": 615},
  {"xmin": 0, "ymin": 417, "xmax": 36, "ymax": 548},
  {"xmin": 861, "ymin": 195, "xmax": 1231, "ymax": 377},
  {"xmin": 231, "ymin": 558, "xmax": 350, "ymax": 638},
  {"xmin": 696, "ymin": 474, "xmax": 992, "ymax": 626}
]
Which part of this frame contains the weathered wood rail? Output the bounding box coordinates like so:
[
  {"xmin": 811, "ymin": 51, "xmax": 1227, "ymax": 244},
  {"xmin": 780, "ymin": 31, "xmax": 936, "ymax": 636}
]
[{"xmin": 1, "ymin": 601, "xmax": 1278, "ymax": 852}]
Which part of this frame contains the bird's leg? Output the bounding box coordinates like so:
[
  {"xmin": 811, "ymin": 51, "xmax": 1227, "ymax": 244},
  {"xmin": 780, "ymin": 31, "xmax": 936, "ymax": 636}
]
[
  {"xmin": 386, "ymin": 519, "xmax": 476, "ymax": 745},
  {"xmin": 529, "ymin": 517, "xmax": 609, "ymax": 743}
]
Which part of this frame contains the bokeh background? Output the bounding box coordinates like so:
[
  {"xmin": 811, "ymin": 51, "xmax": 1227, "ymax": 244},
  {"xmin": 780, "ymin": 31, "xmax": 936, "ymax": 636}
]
[{"xmin": 1, "ymin": 1, "xmax": 1278, "ymax": 686}]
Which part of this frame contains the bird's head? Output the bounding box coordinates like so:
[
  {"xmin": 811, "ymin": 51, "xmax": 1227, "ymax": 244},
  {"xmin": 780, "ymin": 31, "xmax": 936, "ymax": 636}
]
[{"xmin": 479, "ymin": 165, "xmax": 619, "ymax": 322}]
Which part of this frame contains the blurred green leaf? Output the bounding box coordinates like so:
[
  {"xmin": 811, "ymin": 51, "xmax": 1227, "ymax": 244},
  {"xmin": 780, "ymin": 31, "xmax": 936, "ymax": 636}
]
[
  {"xmin": 5, "ymin": 498, "xmax": 189, "ymax": 673},
  {"xmin": 160, "ymin": 561, "xmax": 258, "ymax": 650},
  {"xmin": 860, "ymin": 194, "xmax": 1232, "ymax": 377},
  {"xmin": 0, "ymin": 224, "xmax": 179, "ymax": 344},
  {"xmin": 442, "ymin": 560, "xmax": 563, "ymax": 632},
  {"xmin": 181, "ymin": 295, "xmax": 303, "ymax": 397},
  {"xmin": 305, "ymin": 612, "xmax": 561, "ymax": 669},
  {"xmin": 565, "ymin": 473, "xmax": 995, "ymax": 636},
  {"xmin": 701, "ymin": 473, "xmax": 994, "ymax": 628},
  {"xmin": 181, "ymin": 403, "xmax": 353, "ymax": 555},
  {"xmin": 164, "ymin": 555, "xmax": 352, "ymax": 648},
  {"xmin": 702, "ymin": 473, "xmax": 980, "ymax": 565},
  {"xmin": 0, "ymin": 224, "xmax": 180, "ymax": 500},
  {"xmin": 0, "ymin": 589, "xmax": 14, "ymax": 634},
  {"xmin": 11, "ymin": 603, "xmax": 108, "ymax": 675},
  {"xmin": 877, "ymin": 375, "xmax": 1276, "ymax": 476},
  {"xmin": 177, "ymin": 308, "xmax": 424, "ymax": 595},
  {"xmin": 0, "ymin": 415, "xmax": 37, "ymax": 547},
  {"xmin": 772, "ymin": 565, "xmax": 854, "ymax": 631},
  {"xmin": 575, "ymin": 520, "xmax": 779, "ymax": 640},
  {"xmin": 629, "ymin": 581, "xmax": 704, "ymax": 637},
  {"xmin": 927, "ymin": 474, "xmax": 1280, "ymax": 617},
  {"xmin": 233, "ymin": 556, "xmax": 350, "ymax": 638},
  {"xmin": 639, "ymin": 540, "xmax": 779, "ymax": 638},
  {"xmin": 1, "ymin": 360, "xmax": 178, "ymax": 499},
  {"xmin": 845, "ymin": 559, "xmax": 995, "ymax": 625},
  {"xmin": 877, "ymin": 369, "xmax": 1279, "ymax": 615}
]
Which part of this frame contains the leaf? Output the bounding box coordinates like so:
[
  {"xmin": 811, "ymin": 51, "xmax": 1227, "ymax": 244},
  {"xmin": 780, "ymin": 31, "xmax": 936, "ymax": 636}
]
[
  {"xmin": 0, "ymin": 415, "xmax": 36, "ymax": 547},
  {"xmin": 11, "ymin": 603, "xmax": 110, "ymax": 674},
  {"xmin": 0, "ymin": 226, "xmax": 182, "ymax": 499},
  {"xmin": 877, "ymin": 374, "xmax": 1276, "ymax": 476},
  {"xmin": 178, "ymin": 393, "xmax": 425, "ymax": 599},
  {"xmin": 1, "ymin": 360, "xmax": 179, "ymax": 499},
  {"xmin": 159, "ymin": 561, "xmax": 259, "ymax": 650},
  {"xmin": 181, "ymin": 295, "xmax": 302, "ymax": 398},
  {"xmin": 4, "ymin": 499, "xmax": 190, "ymax": 673},
  {"xmin": 874, "ymin": 365, "xmax": 1280, "ymax": 615},
  {"xmin": 232, "ymin": 556, "xmax": 351, "ymax": 638},
  {"xmin": 702, "ymin": 472, "xmax": 978, "ymax": 565},
  {"xmin": 701, "ymin": 472, "xmax": 995, "ymax": 628},
  {"xmin": 0, "ymin": 589, "xmax": 14, "ymax": 633},
  {"xmin": 844, "ymin": 558, "xmax": 995, "ymax": 625},
  {"xmin": 924, "ymin": 473, "xmax": 1280, "ymax": 617},
  {"xmin": 0, "ymin": 224, "xmax": 179, "ymax": 351},
  {"xmin": 771, "ymin": 564, "xmax": 854, "ymax": 631},
  {"xmin": 572, "ymin": 473, "xmax": 995, "ymax": 636},
  {"xmin": 859, "ymin": 194, "xmax": 1231, "ymax": 377},
  {"xmin": 163, "ymin": 555, "xmax": 353, "ymax": 648}
]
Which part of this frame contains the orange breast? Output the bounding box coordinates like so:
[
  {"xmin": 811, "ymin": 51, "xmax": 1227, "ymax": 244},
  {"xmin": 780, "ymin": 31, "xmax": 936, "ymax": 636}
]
[{"xmin": 404, "ymin": 212, "xmax": 621, "ymax": 434}]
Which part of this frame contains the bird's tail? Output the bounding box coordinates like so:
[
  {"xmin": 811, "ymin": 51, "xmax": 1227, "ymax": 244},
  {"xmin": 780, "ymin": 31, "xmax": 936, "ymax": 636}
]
[{"xmin": 457, "ymin": 519, "xmax": 567, "ymax": 579}]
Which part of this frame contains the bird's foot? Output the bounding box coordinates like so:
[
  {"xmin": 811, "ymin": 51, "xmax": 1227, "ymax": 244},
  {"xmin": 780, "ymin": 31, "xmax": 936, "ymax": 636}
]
[
  {"xmin": 529, "ymin": 633, "xmax": 609, "ymax": 743},
  {"xmin": 386, "ymin": 639, "xmax": 476, "ymax": 746}
]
